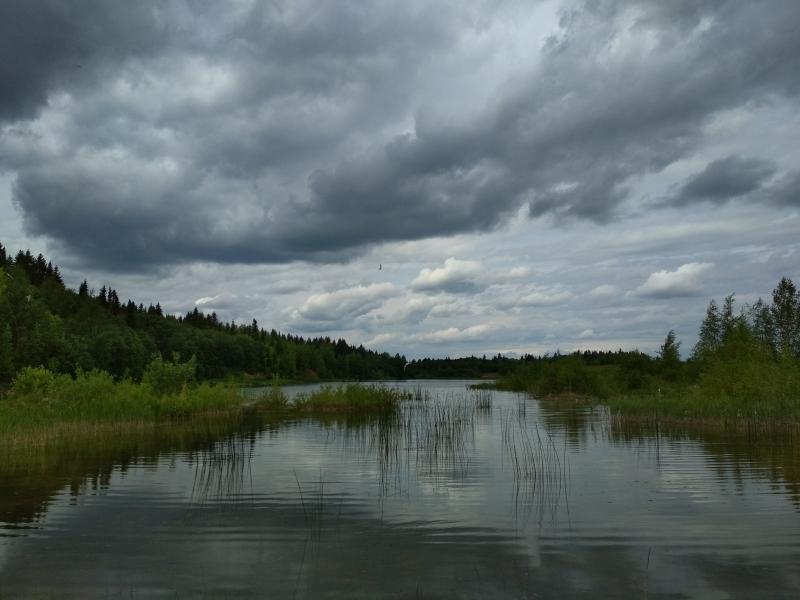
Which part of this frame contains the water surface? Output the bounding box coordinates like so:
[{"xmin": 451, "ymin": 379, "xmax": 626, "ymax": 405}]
[{"xmin": 1, "ymin": 380, "xmax": 799, "ymax": 598}]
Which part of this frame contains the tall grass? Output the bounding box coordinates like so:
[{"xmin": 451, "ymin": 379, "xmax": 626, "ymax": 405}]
[
  {"xmin": 0, "ymin": 366, "xmax": 243, "ymax": 432},
  {"xmin": 292, "ymin": 384, "xmax": 403, "ymax": 414},
  {"xmin": 499, "ymin": 401, "xmax": 570, "ymax": 524},
  {"xmin": 251, "ymin": 383, "xmax": 406, "ymax": 416},
  {"xmin": 498, "ymin": 350, "xmax": 800, "ymax": 424}
]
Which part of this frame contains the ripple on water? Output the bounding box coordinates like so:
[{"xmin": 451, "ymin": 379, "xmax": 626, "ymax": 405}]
[{"xmin": 1, "ymin": 383, "xmax": 800, "ymax": 598}]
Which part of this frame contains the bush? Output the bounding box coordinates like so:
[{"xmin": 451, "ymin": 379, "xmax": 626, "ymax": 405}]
[
  {"xmin": 9, "ymin": 366, "xmax": 59, "ymax": 397},
  {"xmin": 142, "ymin": 354, "xmax": 197, "ymax": 396}
]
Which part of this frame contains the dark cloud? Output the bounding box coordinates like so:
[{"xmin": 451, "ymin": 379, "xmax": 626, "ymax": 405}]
[
  {"xmin": 0, "ymin": 1, "xmax": 166, "ymax": 121},
  {"xmin": 2, "ymin": 0, "xmax": 800, "ymax": 270},
  {"xmin": 765, "ymin": 171, "xmax": 800, "ymax": 207},
  {"xmin": 669, "ymin": 155, "xmax": 778, "ymax": 206}
]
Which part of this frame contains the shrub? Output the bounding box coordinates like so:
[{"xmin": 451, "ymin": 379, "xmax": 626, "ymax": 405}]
[{"xmin": 142, "ymin": 354, "xmax": 197, "ymax": 396}]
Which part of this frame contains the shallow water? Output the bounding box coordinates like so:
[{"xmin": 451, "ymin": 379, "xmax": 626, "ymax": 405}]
[{"xmin": 1, "ymin": 380, "xmax": 799, "ymax": 598}]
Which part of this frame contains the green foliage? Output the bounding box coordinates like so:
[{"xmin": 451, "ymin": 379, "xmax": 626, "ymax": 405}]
[
  {"xmin": 501, "ymin": 279, "xmax": 800, "ymax": 422},
  {"xmin": 692, "ymin": 299, "xmax": 721, "ymax": 362},
  {"xmin": 406, "ymin": 354, "xmax": 517, "ymax": 378},
  {"xmin": 497, "ymin": 352, "xmax": 652, "ymax": 399},
  {"xmin": 0, "ymin": 324, "xmax": 12, "ymax": 382},
  {"xmin": 0, "ymin": 243, "xmax": 407, "ymax": 386},
  {"xmin": 1, "ymin": 366, "xmax": 243, "ymax": 429},
  {"xmin": 772, "ymin": 277, "xmax": 800, "ymax": 356},
  {"xmin": 9, "ymin": 365, "xmax": 59, "ymax": 397},
  {"xmin": 142, "ymin": 354, "xmax": 197, "ymax": 396},
  {"xmin": 292, "ymin": 384, "xmax": 403, "ymax": 414},
  {"xmin": 658, "ymin": 330, "xmax": 682, "ymax": 381}
]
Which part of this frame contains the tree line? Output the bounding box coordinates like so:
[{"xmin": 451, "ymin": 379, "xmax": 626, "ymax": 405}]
[
  {"xmin": 0, "ymin": 244, "xmax": 406, "ymax": 384},
  {"xmin": 497, "ymin": 276, "xmax": 800, "ymax": 410}
]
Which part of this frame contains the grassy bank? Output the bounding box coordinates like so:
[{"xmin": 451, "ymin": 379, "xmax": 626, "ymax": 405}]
[
  {"xmin": 0, "ymin": 359, "xmax": 405, "ymax": 450},
  {"xmin": 494, "ymin": 352, "xmax": 800, "ymax": 424},
  {"xmin": 0, "ymin": 364, "xmax": 244, "ymax": 431}
]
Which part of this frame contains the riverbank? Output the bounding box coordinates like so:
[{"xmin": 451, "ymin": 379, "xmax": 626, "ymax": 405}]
[
  {"xmin": 480, "ymin": 383, "xmax": 800, "ymax": 427},
  {"xmin": 0, "ymin": 366, "xmax": 405, "ymax": 453}
]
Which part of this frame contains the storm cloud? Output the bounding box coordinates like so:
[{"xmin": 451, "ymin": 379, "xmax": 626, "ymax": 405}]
[
  {"xmin": 2, "ymin": 0, "xmax": 799, "ymax": 270},
  {"xmin": 669, "ymin": 156, "xmax": 778, "ymax": 206},
  {"xmin": 1, "ymin": 0, "xmax": 799, "ymax": 359}
]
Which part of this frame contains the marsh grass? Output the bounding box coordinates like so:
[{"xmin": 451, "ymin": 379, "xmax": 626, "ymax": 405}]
[
  {"xmin": 250, "ymin": 383, "xmax": 406, "ymax": 417},
  {"xmin": 501, "ymin": 402, "xmax": 570, "ymax": 523},
  {"xmin": 292, "ymin": 384, "xmax": 403, "ymax": 414},
  {"xmin": 471, "ymin": 388, "xmax": 493, "ymax": 413},
  {"xmin": 330, "ymin": 388, "xmax": 492, "ymax": 494},
  {"xmin": 190, "ymin": 434, "xmax": 256, "ymax": 504}
]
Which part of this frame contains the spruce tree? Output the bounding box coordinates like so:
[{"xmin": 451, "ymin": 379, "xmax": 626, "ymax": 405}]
[
  {"xmin": 771, "ymin": 277, "xmax": 800, "ymax": 356},
  {"xmin": 693, "ymin": 299, "xmax": 721, "ymax": 361},
  {"xmin": 721, "ymin": 294, "xmax": 736, "ymax": 340}
]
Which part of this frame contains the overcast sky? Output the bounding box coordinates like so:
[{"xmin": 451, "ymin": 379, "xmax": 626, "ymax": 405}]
[{"xmin": 1, "ymin": 0, "xmax": 798, "ymax": 359}]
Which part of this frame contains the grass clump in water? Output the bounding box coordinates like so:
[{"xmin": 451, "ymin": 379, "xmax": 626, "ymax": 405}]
[{"xmin": 291, "ymin": 384, "xmax": 403, "ymax": 415}]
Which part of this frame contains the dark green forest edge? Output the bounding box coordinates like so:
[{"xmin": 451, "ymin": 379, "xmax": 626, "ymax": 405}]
[
  {"xmin": 0, "ymin": 244, "xmax": 411, "ymax": 439},
  {"xmin": 495, "ymin": 278, "xmax": 800, "ymax": 424},
  {"xmin": 1, "ymin": 242, "xmax": 799, "ymax": 429}
]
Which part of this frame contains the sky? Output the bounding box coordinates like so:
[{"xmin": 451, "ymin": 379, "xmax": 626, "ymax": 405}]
[{"xmin": 1, "ymin": 0, "xmax": 798, "ymax": 359}]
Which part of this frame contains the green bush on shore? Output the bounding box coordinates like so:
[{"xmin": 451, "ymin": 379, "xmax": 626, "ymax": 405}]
[
  {"xmin": 0, "ymin": 356, "xmax": 406, "ymax": 435},
  {"xmin": 1, "ymin": 357, "xmax": 242, "ymax": 429},
  {"xmin": 497, "ymin": 283, "xmax": 800, "ymax": 422}
]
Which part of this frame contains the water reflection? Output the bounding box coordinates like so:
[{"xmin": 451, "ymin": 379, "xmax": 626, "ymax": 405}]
[{"xmin": 1, "ymin": 381, "xmax": 800, "ymax": 598}]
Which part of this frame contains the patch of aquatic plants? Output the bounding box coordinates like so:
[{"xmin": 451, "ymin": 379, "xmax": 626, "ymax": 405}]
[
  {"xmin": 469, "ymin": 382, "xmax": 497, "ymax": 390},
  {"xmin": 501, "ymin": 401, "xmax": 570, "ymax": 522},
  {"xmin": 0, "ymin": 363, "xmax": 244, "ymax": 433},
  {"xmin": 292, "ymin": 384, "xmax": 403, "ymax": 414},
  {"xmin": 251, "ymin": 383, "xmax": 407, "ymax": 418},
  {"xmin": 333, "ymin": 388, "xmax": 494, "ymax": 494},
  {"xmin": 190, "ymin": 434, "xmax": 257, "ymax": 504}
]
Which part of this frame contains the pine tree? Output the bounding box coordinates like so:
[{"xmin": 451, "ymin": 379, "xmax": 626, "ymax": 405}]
[
  {"xmin": 693, "ymin": 299, "xmax": 721, "ymax": 361},
  {"xmin": 721, "ymin": 294, "xmax": 736, "ymax": 340},
  {"xmin": 748, "ymin": 298, "xmax": 775, "ymax": 352},
  {"xmin": 658, "ymin": 330, "xmax": 682, "ymax": 380},
  {"xmin": 771, "ymin": 277, "xmax": 800, "ymax": 356}
]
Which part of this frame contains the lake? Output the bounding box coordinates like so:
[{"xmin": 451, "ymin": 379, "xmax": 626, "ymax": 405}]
[{"xmin": 1, "ymin": 380, "xmax": 799, "ymax": 598}]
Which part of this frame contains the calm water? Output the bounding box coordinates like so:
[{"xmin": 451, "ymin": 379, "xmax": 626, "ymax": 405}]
[{"xmin": 1, "ymin": 380, "xmax": 799, "ymax": 598}]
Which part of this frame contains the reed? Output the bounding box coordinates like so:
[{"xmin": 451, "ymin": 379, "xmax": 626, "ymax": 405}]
[{"xmin": 259, "ymin": 384, "xmax": 405, "ymax": 415}]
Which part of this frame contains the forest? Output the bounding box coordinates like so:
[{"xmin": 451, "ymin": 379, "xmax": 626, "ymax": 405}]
[
  {"xmin": 0, "ymin": 243, "xmax": 406, "ymax": 384},
  {"xmin": 2, "ymin": 241, "xmax": 799, "ymax": 422}
]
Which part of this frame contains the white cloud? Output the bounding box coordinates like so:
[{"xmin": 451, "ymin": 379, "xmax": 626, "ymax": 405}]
[
  {"xmin": 500, "ymin": 288, "xmax": 573, "ymax": 308},
  {"xmin": 508, "ymin": 266, "xmax": 532, "ymax": 279},
  {"xmin": 577, "ymin": 328, "xmax": 594, "ymax": 339},
  {"xmin": 195, "ymin": 292, "xmax": 239, "ymax": 310},
  {"xmin": 411, "ymin": 258, "xmax": 485, "ymax": 293},
  {"xmin": 295, "ymin": 283, "xmax": 398, "ymax": 322},
  {"xmin": 634, "ymin": 263, "xmax": 714, "ymax": 298},
  {"xmin": 589, "ymin": 284, "xmax": 620, "ymax": 299},
  {"xmin": 364, "ymin": 333, "xmax": 397, "ymax": 348},
  {"xmin": 413, "ymin": 323, "xmax": 493, "ymax": 344}
]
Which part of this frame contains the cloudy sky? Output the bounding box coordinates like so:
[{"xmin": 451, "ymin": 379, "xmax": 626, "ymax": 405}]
[{"xmin": 1, "ymin": 0, "xmax": 798, "ymax": 358}]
